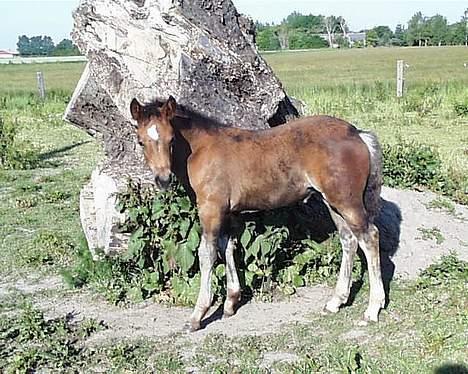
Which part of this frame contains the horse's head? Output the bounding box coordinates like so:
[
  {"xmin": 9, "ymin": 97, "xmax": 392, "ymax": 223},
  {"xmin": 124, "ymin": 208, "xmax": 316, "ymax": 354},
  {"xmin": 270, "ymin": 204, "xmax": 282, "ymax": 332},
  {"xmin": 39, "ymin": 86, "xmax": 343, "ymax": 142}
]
[{"xmin": 130, "ymin": 96, "xmax": 177, "ymax": 190}]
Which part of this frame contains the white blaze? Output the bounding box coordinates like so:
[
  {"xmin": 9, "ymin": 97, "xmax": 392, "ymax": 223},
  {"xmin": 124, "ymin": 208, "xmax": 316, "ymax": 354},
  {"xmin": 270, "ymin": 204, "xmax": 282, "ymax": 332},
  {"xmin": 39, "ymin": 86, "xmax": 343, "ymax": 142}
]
[{"xmin": 147, "ymin": 125, "xmax": 159, "ymax": 141}]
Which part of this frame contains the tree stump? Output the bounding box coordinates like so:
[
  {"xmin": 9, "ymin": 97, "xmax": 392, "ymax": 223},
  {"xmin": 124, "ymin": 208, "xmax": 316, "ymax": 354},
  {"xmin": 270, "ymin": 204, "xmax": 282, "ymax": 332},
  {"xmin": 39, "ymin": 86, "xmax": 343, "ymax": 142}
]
[{"xmin": 65, "ymin": 0, "xmax": 299, "ymax": 257}]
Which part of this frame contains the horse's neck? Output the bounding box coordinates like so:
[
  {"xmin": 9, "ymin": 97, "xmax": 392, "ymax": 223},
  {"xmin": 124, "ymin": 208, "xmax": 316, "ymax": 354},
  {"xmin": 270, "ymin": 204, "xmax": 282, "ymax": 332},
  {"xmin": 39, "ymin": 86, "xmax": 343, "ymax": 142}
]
[
  {"xmin": 173, "ymin": 117, "xmax": 210, "ymax": 151},
  {"xmin": 171, "ymin": 118, "xmax": 204, "ymax": 202}
]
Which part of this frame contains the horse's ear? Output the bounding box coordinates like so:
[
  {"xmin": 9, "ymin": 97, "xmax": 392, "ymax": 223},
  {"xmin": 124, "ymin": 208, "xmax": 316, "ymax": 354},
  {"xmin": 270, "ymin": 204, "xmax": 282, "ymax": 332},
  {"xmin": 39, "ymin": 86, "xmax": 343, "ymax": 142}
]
[
  {"xmin": 130, "ymin": 98, "xmax": 141, "ymax": 121},
  {"xmin": 161, "ymin": 95, "xmax": 176, "ymax": 120}
]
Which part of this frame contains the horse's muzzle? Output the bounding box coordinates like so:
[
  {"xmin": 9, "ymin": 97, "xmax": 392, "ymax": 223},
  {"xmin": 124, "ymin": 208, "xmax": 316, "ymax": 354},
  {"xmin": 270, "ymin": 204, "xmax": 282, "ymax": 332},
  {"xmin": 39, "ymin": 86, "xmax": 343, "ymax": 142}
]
[{"xmin": 155, "ymin": 174, "xmax": 172, "ymax": 191}]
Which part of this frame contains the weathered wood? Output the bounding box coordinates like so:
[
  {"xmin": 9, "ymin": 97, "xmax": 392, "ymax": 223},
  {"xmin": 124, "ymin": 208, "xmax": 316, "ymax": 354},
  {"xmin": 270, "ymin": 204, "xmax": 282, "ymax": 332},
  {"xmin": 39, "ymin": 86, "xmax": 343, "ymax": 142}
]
[
  {"xmin": 396, "ymin": 60, "xmax": 405, "ymax": 98},
  {"xmin": 36, "ymin": 71, "xmax": 46, "ymax": 99},
  {"xmin": 64, "ymin": 0, "xmax": 300, "ymax": 256}
]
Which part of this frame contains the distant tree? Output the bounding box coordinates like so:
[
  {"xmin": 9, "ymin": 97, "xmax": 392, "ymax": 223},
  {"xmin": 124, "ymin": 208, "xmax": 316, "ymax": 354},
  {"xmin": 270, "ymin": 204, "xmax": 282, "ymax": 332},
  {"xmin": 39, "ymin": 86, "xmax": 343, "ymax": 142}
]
[
  {"xmin": 393, "ymin": 24, "xmax": 407, "ymax": 46},
  {"xmin": 447, "ymin": 20, "xmax": 466, "ymax": 45},
  {"xmin": 288, "ymin": 30, "xmax": 328, "ymax": 49},
  {"xmin": 324, "ymin": 16, "xmax": 339, "ymax": 47},
  {"xmin": 368, "ymin": 25, "xmax": 394, "ymax": 46},
  {"xmin": 17, "ymin": 35, "xmax": 54, "ymax": 56},
  {"xmin": 277, "ymin": 24, "xmax": 289, "ymax": 50},
  {"xmin": 284, "ymin": 12, "xmax": 324, "ymax": 32},
  {"xmin": 256, "ymin": 28, "xmax": 281, "ymax": 51},
  {"xmin": 51, "ymin": 38, "xmax": 81, "ymax": 56},
  {"xmin": 427, "ymin": 15, "xmax": 448, "ymax": 46},
  {"xmin": 366, "ymin": 29, "xmax": 379, "ymax": 47},
  {"xmin": 255, "ymin": 21, "xmax": 267, "ymax": 32},
  {"xmin": 17, "ymin": 35, "xmax": 32, "ymax": 56},
  {"xmin": 464, "ymin": 8, "xmax": 468, "ymax": 46},
  {"xmin": 406, "ymin": 12, "xmax": 426, "ymax": 46},
  {"xmin": 337, "ymin": 16, "xmax": 350, "ymax": 47}
]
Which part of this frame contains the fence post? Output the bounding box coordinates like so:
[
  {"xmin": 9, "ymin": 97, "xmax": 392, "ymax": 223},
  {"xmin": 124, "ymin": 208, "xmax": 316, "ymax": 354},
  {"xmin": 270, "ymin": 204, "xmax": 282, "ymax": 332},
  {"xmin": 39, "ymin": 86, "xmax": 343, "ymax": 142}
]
[
  {"xmin": 36, "ymin": 71, "xmax": 46, "ymax": 99},
  {"xmin": 396, "ymin": 60, "xmax": 404, "ymax": 98}
]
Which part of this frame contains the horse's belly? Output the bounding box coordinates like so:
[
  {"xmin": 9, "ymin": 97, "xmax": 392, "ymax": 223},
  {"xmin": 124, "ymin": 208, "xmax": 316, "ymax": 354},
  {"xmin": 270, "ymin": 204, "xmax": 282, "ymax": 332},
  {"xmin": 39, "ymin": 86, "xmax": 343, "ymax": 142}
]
[{"xmin": 230, "ymin": 179, "xmax": 308, "ymax": 212}]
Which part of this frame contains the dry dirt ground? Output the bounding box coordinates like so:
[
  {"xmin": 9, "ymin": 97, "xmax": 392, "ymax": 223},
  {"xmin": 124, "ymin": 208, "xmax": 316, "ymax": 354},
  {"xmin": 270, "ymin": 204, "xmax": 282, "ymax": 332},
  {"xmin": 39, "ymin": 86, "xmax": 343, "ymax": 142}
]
[{"xmin": 1, "ymin": 187, "xmax": 467, "ymax": 342}]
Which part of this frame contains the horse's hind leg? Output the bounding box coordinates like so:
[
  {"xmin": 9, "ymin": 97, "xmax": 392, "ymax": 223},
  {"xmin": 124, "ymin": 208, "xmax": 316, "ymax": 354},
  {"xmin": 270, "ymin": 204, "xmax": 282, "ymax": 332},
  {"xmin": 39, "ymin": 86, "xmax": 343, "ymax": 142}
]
[
  {"xmin": 324, "ymin": 202, "xmax": 385, "ymax": 322},
  {"xmin": 324, "ymin": 207, "xmax": 359, "ymax": 314},
  {"xmin": 357, "ymin": 223, "xmax": 385, "ymax": 323},
  {"xmin": 222, "ymin": 236, "xmax": 241, "ymax": 317},
  {"xmin": 218, "ymin": 216, "xmax": 241, "ymax": 317}
]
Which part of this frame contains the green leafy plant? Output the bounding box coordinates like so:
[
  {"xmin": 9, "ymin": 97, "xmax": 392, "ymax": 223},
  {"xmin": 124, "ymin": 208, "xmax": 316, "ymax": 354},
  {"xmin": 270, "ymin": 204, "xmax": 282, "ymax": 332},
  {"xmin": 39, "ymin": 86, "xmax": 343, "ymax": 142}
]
[
  {"xmin": 403, "ymin": 85, "xmax": 442, "ymax": 116},
  {"xmin": 416, "ymin": 253, "xmax": 468, "ymax": 288},
  {"xmin": 0, "ymin": 302, "xmax": 105, "ymax": 372},
  {"xmin": 417, "ymin": 226, "xmax": 445, "ymax": 245},
  {"xmin": 382, "ymin": 139, "xmax": 443, "ymax": 189},
  {"xmin": 65, "ymin": 180, "xmax": 343, "ymax": 305},
  {"xmin": 452, "ymin": 94, "xmax": 468, "ymax": 117},
  {"xmin": 0, "ymin": 115, "xmax": 38, "ymax": 170},
  {"xmin": 382, "ymin": 138, "xmax": 466, "ymax": 204}
]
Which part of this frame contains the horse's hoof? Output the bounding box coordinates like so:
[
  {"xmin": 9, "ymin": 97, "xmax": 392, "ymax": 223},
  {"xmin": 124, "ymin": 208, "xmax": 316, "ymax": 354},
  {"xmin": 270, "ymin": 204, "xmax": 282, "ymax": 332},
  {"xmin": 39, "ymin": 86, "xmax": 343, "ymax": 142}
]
[
  {"xmin": 322, "ymin": 303, "xmax": 340, "ymax": 315},
  {"xmin": 183, "ymin": 321, "xmax": 201, "ymax": 333},
  {"xmin": 356, "ymin": 313, "xmax": 378, "ymax": 327},
  {"xmin": 223, "ymin": 310, "xmax": 235, "ymax": 319},
  {"xmin": 363, "ymin": 307, "xmax": 380, "ymax": 323},
  {"xmin": 321, "ymin": 307, "xmax": 335, "ymax": 316}
]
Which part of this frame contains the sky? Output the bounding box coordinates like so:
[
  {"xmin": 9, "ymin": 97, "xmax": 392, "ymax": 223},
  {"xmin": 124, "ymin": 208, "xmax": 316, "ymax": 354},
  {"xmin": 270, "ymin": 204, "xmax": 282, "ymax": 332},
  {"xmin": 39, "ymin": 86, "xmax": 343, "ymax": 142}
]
[{"xmin": 0, "ymin": 0, "xmax": 466, "ymax": 50}]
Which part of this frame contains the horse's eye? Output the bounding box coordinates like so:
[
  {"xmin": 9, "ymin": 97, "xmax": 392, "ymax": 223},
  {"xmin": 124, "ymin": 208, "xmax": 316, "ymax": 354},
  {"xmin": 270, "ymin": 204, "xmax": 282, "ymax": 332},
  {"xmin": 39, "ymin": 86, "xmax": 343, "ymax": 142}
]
[{"xmin": 138, "ymin": 139, "xmax": 144, "ymax": 147}]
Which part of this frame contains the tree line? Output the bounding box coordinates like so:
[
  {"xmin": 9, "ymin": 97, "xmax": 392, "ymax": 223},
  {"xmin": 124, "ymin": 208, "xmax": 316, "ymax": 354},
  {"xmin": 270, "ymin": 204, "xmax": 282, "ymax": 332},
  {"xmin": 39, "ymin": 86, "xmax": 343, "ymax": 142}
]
[
  {"xmin": 16, "ymin": 35, "xmax": 81, "ymax": 56},
  {"xmin": 256, "ymin": 10, "xmax": 468, "ymax": 50}
]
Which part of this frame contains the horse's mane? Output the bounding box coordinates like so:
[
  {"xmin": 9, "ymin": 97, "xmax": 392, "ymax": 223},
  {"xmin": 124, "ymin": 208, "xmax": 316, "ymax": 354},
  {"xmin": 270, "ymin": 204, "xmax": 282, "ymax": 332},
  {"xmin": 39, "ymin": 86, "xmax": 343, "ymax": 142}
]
[{"xmin": 141, "ymin": 99, "xmax": 229, "ymax": 131}]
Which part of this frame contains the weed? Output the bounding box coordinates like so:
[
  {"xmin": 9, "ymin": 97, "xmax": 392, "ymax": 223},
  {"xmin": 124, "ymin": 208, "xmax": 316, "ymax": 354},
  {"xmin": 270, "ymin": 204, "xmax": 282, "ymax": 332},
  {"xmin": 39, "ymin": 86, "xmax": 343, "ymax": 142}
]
[
  {"xmin": 15, "ymin": 196, "xmax": 38, "ymax": 209},
  {"xmin": 426, "ymin": 197, "xmax": 457, "ymax": 215},
  {"xmin": 42, "ymin": 189, "xmax": 71, "ymax": 203},
  {"xmin": 404, "ymin": 85, "xmax": 443, "ymax": 116},
  {"xmin": 0, "ymin": 115, "xmax": 39, "ymax": 170},
  {"xmin": 382, "ymin": 139, "xmax": 444, "ymax": 188},
  {"xmin": 452, "ymin": 94, "xmax": 468, "ymax": 117},
  {"xmin": 19, "ymin": 231, "xmax": 75, "ymax": 266},
  {"xmin": 0, "ymin": 302, "xmax": 105, "ymax": 372},
  {"xmin": 417, "ymin": 253, "xmax": 468, "ymax": 287},
  {"xmin": 417, "ymin": 226, "xmax": 445, "ymax": 245},
  {"xmin": 382, "ymin": 138, "xmax": 466, "ymax": 203}
]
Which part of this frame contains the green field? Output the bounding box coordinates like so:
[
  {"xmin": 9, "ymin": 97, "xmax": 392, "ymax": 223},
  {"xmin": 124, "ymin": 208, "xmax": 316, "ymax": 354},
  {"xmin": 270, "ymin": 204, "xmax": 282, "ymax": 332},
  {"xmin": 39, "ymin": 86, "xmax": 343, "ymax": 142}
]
[
  {"xmin": 0, "ymin": 62, "xmax": 85, "ymax": 94},
  {"xmin": 265, "ymin": 46, "xmax": 468, "ymax": 88},
  {"xmin": 0, "ymin": 47, "xmax": 467, "ymax": 372}
]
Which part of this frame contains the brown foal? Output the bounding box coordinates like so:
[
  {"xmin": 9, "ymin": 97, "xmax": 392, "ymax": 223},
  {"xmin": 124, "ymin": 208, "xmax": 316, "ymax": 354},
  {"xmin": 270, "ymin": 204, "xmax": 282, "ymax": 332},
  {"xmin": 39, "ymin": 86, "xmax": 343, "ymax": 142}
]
[{"xmin": 130, "ymin": 96, "xmax": 385, "ymax": 332}]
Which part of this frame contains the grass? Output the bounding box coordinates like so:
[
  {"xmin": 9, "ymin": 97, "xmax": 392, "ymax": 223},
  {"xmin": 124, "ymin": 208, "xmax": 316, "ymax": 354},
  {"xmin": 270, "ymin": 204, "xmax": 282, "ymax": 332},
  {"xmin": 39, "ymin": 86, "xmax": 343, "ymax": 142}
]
[
  {"xmin": 264, "ymin": 46, "xmax": 468, "ymax": 88},
  {"xmin": 0, "ymin": 62, "xmax": 85, "ymax": 95},
  {"xmin": 0, "ymin": 47, "xmax": 467, "ymax": 372},
  {"xmin": 0, "ymin": 96, "xmax": 102, "ymax": 277},
  {"xmin": 1, "ymin": 255, "xmax": 466, "ymax": 372}
]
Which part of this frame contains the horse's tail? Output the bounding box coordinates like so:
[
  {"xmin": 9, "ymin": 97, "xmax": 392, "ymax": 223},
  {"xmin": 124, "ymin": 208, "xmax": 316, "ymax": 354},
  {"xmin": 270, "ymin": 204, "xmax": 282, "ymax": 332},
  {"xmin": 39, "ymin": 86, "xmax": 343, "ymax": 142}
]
[{"xmin": 358, "ymin": 130, "xmax": 383, "ymax": 223}]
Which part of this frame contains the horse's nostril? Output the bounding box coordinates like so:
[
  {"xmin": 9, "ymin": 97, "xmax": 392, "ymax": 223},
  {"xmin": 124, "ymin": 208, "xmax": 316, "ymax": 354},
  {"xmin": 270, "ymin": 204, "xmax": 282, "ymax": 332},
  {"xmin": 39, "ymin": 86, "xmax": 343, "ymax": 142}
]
[{"xmin": 155, "ymin": 174, "xmax": 172, "ymax": 190}]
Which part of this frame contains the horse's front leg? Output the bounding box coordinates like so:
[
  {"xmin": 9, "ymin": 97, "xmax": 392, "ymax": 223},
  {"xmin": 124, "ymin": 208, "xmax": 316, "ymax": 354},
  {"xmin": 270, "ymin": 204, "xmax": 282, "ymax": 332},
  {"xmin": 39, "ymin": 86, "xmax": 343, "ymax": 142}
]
[{"xmin": 188, "ymin": 203, "xmax": 223, "ymax": 332}]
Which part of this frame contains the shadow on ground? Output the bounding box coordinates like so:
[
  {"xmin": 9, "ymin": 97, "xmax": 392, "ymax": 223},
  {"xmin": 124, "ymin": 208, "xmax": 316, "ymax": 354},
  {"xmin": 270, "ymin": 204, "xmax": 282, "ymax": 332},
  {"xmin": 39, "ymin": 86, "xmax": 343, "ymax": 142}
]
[
  {"xmin": 204, "ymin": 195, "xmax": 402, "ymax": 330},
  {"xmin": 434, "ymin": 364, "xmax": 468, "ymax": 374},
  {"xmin": 300, "ymin": 195, "xmax": 402, "ymax": 308},
  {"xmin": 38, "ymin": 141, "xmax": 91, "ymax": 164}
]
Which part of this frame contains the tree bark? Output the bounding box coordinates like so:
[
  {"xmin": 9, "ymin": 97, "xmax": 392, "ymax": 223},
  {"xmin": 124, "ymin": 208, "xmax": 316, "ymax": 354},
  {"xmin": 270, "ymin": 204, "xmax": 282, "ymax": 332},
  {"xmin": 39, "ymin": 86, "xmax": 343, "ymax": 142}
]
[{"xmin": 65, "ymin": 0, "xmax": 299, "ymax": 257}]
